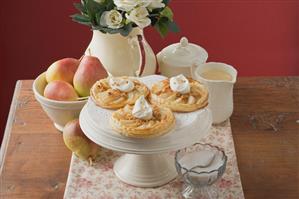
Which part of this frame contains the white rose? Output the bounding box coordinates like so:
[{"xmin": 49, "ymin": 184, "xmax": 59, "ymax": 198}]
[
  {"xmin": 137, "ymin": 0, "xmax": 151, "ymax": 7},
  {"xmin": 100, "ymin": 10, "xmax": 123, "ymax": 29},
  {"xmin": 126, "ymin": 7, "xmax": 151, "ymax": 29},
  {"xmin": 113, "ymin": 0, "xmax": 138, "ymax": 11},
  {"xmin": 147, "ymin": 0, "xmax": 165, "ymax": 10}
]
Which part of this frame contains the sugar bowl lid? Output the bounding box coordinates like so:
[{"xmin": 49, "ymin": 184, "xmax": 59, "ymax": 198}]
[{"xmin": 159, "ymin": 37, "xmax": 208, "ymax": 67}]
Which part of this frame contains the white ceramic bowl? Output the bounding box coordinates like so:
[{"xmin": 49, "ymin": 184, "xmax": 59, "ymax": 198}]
[{"xmin": 32, "ymin": 72, "xmax": 88, "ymax": 131}]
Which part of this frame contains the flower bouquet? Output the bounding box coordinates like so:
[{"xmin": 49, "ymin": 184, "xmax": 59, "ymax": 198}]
[{"xmin": 71, "ymin": 0, "xmax": 179, "ymax": 37}]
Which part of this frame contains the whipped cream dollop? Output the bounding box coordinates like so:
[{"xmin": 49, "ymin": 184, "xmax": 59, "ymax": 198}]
[
  {"xmin": 109, "ymin": 77, "xmax": 134, "ymax": 92},
  {"xmin": 170, "ymin": 74, "xmax": 190, "ymax": 94},
  {"xmin": 132, "ymin": 96, "xmax": 153, "ymax": 120}
]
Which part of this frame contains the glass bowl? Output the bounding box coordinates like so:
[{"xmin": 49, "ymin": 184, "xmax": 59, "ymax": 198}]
[{"xmin": 175, "ymin": 143, "xmax": 227, "ymax": 199}]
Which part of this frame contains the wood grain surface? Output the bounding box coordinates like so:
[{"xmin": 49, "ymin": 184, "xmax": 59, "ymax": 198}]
[{"xmin": 0, "ymin": 77, "xmax": 298, "ymax": 199}]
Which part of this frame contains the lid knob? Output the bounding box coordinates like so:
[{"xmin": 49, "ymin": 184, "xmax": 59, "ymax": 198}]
[{"xmin": 180, "ymin": 37, "xmax": 189, "ymax": 47}]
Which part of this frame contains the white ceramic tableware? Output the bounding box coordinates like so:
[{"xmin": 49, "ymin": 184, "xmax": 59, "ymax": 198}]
[
  {"xmin": 86, "ymin": 28, "xmax": 156, "ymax": 77},
  {"xmin": 192, "ymin": 62, "xmax": 237, "ymax": 124},
  {"xmin": 32, "ymin": 72, "xmax": 87, "ymax": 131},
  {"xmin": 157, "ymin": 37, "xmax": 208, "ymax": 78},
  {"xmin": 175, "ymin": 143, "xmax": 227, "ymax": 199},
  {"xmin": 79, "ymin": 75, "xmax": 213, "ymax": 187}
]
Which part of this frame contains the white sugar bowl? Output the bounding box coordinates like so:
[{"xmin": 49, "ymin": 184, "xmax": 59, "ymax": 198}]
[{"xmin": 157, "ymin": 37, "xmax": 208, "ymax": 78}]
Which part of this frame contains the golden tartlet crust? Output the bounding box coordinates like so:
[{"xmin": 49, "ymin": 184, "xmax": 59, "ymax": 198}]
[
  {"xmin": 90, "ymin": 77, "xmax": 150, "ymax": 109},
  {"xmin": 149, "ymin": 78, "xmax": 208, "ymax": 112},
  {"xmin": 110, "ymin": 105, "xmax": 175, "ymax": 138}
]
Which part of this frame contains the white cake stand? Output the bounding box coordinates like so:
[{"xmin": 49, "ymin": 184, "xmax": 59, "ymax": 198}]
[{"xmin": 79, "ymin": 75, "xmax": 212, "ymax": 188}]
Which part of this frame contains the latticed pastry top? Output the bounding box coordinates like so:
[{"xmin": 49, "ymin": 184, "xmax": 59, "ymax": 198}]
[
  {"xmin": 90, "ymin": 77, "xmax": 149, "ymax": 109},
  {"xmin": 150, "ymin": 78, "xmax": 208, "ymax": 112},
  {"xmin": 110, "ymin": 104, "xmax": 175, "ymax": 138}
]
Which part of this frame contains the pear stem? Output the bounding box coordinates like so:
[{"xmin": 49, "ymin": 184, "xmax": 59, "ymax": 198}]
[
  {"xmin": 87, "ymin": 48, "xmax": 92, "ymax": 56},
  {"xmin": 88, "ymin": 157, "xmax": 93, "ymax": 166},
  {"xmin": 78, "ymin": 54, "xmax": 84, "ymax": 62}
]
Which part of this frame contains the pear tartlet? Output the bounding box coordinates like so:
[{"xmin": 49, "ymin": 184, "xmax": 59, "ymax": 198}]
[
  {"xmin": 150, "ymin": 75, "xmax": 209, "ymax": 112},
  {"xmin": 110, "ymin": 96, "xmax": 175, "ymax": 138},
  {"xmin": 90, "ymin": 77, "xmax": 149, "ymax": 109}
]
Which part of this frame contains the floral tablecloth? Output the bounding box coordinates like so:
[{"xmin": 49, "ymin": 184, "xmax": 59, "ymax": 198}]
[{"xmin": 64, "ymin": 121, "xmax": 244, "ymax": 199}]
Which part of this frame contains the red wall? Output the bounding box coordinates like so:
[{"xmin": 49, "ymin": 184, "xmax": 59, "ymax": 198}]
[{"xmin": 1, "ymin": 1, "xmax": 298, "ymax": 141}]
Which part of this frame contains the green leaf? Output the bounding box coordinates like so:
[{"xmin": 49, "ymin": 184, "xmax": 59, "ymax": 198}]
[
  {"xmin": 73, "ymin": 2, "xmax": 87, "ymax": 14},
  {"xmin": 88, "ymin": 0, "xmax": 106, "ymax": 12},
  {"xmin": 95, "ymin": 12, "xmax": 103, "ymax": 26},
  {"xmin": 85, "ymin": 0, "xmax": 106, "ymax": 25},
  {"xmin": 106, "ymin": 29, "xmax": 122, "ymax": 34},
  {"xmin": 155, "ymin": 17, "xmax": 169, "ymax": 37},
  {"xmin": 162, "ymin": 0, "xmax": 171, "ymax": 5},
  {"xmin": 167, "ymin": 21, "xmax": 180, "ymax": 33},
  {"xmin": 71, "ymin": 14, "xmax": 92, "ymax": 26},
  {"xmin": 93, "ymin": 23, "xmax": 133, "ymax": 36},
  {"xmin": 119, "ymin": 23, "xmax": 133, "ymax": 36},
  {"xmin": 154, "ymin": 16, "xmax": 180, "ymax": 37},
  {"xmin": 92, "ymin": 26, "xmax": 106, "ymax": 33},
  {"xmin": 105, "ymin": 0, "xmax": 115, "ymax": 10},
  {"xmin": 92, "ymin": 26, "xmax": 123, "ymax": 36},
  {"xmin": 161, "ymin": 6, "xmax": 173, "ymax": 21},
  {"xmin": 149, "ymin": 16, "xmax": 158, "ymax": 26}
]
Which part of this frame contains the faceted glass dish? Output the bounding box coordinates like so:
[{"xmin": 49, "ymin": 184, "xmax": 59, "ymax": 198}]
[{"xmin": 175, "ymin": 143, "xmax": 227, "ymax": 199}]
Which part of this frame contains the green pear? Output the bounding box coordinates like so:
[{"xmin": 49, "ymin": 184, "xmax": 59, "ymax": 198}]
[
  {"xmin": 63, "ymin": 119, "xmax": 100, "ymax": 164},
  {"xmin": 73, "ymin": 55, "xmax": 103, "ymax": 97},
  {"xmin": 46, "ymin": 58, "xmax": 79, "ymax": 84}
]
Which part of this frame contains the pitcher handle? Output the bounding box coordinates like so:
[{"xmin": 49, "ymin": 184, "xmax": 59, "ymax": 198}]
[
  {"xmin": 128, "ymin": 34, "xmax": 146, "ymax": 77},
  {"xmin": 136, "ymin": 35, "xmax": 147, "ymax": 77}
]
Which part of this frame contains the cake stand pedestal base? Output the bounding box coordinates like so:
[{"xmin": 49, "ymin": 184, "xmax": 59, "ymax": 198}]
[{"xmin": 114, "ymin": 153, "xmax": 177, "ymax": 188}]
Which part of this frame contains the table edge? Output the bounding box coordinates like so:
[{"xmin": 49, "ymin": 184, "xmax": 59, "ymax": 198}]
[{"xmin": 0, "ymin": 81, "xmax": 22, "ymax": 174}]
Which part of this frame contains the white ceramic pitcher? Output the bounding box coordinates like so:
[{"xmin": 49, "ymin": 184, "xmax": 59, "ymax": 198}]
[
  {"xmin": 85, "ymin": 28, "xmax": 156, "ymax": 77},
  {"xmin": 192, "ymin": 62, "xmax": 237, "ymax": 124}
]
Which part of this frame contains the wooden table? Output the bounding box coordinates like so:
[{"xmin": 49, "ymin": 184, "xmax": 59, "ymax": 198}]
[{"xmin": 0, "ymin": 77, "xmax": 298, "ymax": 199}]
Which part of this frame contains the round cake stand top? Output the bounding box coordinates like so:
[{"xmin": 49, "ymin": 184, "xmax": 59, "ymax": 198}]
[{"xmin": 79, "ymin": 75, "xmax": 212, "ymax": 155}]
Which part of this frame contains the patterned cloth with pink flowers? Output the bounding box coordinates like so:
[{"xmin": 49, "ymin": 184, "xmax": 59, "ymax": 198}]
[{"xmin": 64, "ymin": 121, "xmax": 245, "ymax": 199}]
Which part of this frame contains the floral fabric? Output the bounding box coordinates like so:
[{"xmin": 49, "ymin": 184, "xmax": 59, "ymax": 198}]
[{"xmin": 64, "ymin": 121, "xmax": 244, "ymax": 199}]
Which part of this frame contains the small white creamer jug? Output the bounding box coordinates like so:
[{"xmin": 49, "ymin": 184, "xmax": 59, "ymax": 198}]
[{"xmin": 192, "ymin": 62, "xmax": 237, "ymax": 124}]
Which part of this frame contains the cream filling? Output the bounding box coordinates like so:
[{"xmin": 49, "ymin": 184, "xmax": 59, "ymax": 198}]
[
  {"xmin": 132, "ymin": 96, "xmax": 153, "ymax": 120},
  {"xmin": 170, "ymin": 74, "xmax": 190, "ymax": 94},
  {"xmin": 109, "ymin": 77, "xmax": 134, "ymax": 92}
]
